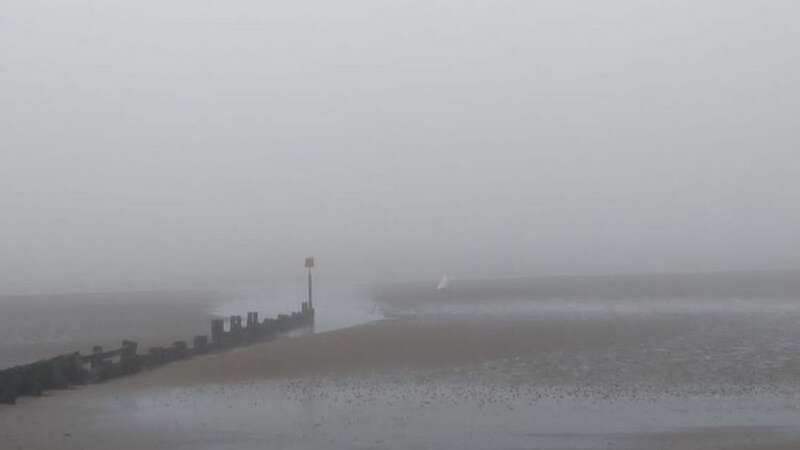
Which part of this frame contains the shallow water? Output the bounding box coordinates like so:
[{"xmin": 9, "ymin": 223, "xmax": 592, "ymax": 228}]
[{"xmin": 34, "ymin": 377, "xmax": 800, "ymax": 450}]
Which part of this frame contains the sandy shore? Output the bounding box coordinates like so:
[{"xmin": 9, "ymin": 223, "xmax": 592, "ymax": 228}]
[
  {"xmin": 132, "ymin": 313, "xmax": 800, "ymax": 392},
  {"xmin": 4, "ymin": 313, "xmax": 800, "ymax": 449}
]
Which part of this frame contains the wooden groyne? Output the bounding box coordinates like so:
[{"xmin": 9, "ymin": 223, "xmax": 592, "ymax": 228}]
[{"xmin": 0, "ymin": 301, "xmax": 314, "ymax": 405}]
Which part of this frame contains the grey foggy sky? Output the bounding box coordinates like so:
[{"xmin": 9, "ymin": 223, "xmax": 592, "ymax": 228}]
[{"xmin": 1, "ymin": 0, "xmax": 799, "ymax": 293}]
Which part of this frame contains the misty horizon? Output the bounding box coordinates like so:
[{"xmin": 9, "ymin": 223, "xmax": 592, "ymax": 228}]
[{"xmin": 2, "ymin": 0, "xmax": 799, "ymax": 294}]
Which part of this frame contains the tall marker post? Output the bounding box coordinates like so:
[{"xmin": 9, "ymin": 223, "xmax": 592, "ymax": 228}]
[{"xmin": 305, "ymin": 257, "xmax": 315, "ymax": 311}]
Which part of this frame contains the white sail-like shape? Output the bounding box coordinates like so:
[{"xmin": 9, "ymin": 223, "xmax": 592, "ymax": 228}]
[{"xmin": 436, "ymin": 274, "xmax": 449, "ymax": 290}]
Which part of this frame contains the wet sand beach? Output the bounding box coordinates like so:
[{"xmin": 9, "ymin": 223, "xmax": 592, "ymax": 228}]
[
  {"xmin": 130, "ymin": 313, "xmax": 800, "ymax": 391},
  {"xmin": 5, "ymin": 310, "xmax": 800, "ymax": 449},
  {"xmin": 5, "ymin": 276, "xmax": 800, "ymax": 449}
]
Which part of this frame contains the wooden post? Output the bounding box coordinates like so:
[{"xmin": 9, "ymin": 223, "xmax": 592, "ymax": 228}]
[
  {"xmin": 64, "ymin": 353, "xmax": 88, "ymax": 384},
  {"xmin": 90, "ymin": 346, "xmax": 104, "ymax": 370},
  {"xmin": 211, "ymin": 319, "xmax": 224, "ymax": 346},
  {"xmin": 172, "ymin": 341, "xmax": 188, "ymax": 359},
  {"xmin": 120, "ymin": 340, "xmax": 140, "ymax": 374},
  {"xmin": 0, "ymin": 368, "xmax": 21, "ymax": 404},
  {"xmin": 230, "ymin": 315, "xmax": 242, "ymax": 343},
  {"xmin": 49, "ymin": 356, "xmax": 69, "ymax": 389},
  {"xmin": 193, "ymin": 335, "xmax": 208, "ymax": 353},
  {"xmin": 245, "ymin": 312, "xmax": 260, "ymax": 339},
  {"xmin": 305, "ymin": 257, "xmax": 315, "ymax": 310},
  {"xmin": 148, "ymin": 347, "xmax": 165, "ymax": 366}
]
